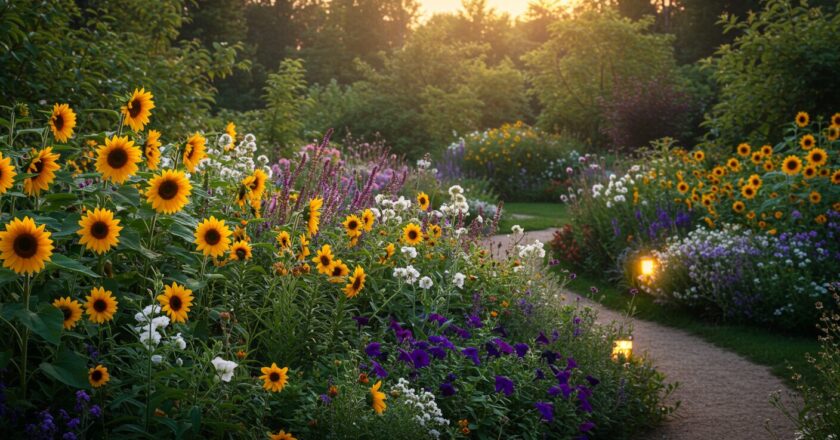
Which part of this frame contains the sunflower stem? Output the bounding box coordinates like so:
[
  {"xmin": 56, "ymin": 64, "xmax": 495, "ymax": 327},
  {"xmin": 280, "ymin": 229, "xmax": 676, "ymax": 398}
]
[{"xmin": 20, "ymin": 274, "xmax": 31, "ymax": 399}]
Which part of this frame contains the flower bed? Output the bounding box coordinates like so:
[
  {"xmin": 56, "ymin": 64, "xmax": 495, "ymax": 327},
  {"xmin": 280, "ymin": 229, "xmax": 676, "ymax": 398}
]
[{"xmin": 0, "ymin": 95, "xmax": 672, "ymax": 438}]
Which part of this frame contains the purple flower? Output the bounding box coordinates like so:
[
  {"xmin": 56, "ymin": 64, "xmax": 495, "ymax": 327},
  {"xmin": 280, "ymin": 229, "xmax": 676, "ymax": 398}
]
[
  {"xmin": 371, "ymin": 361, "xmax": 388, "ymax": 378},
  {"xmin": 494, "ymin": 375, "xmax": 515, "ymax": 396},
  {"xmin": 534, "ymin": 401, "xmax": 554, "ymax": 422},
  {"xmin": 63, "ymin": 433, "xmax": 78, "ymax": 440},
  {"xmin": 319, "ymin": 394, "xmax": 332, "ymax": 404},
  {"xmin": 428, "ymin": 346, "xmax": 447, "ymax": 359},
  {"xmin": 439, "ymin": 381, "xmax": 457, "ymax": 397},
  {"xmin": 67, "ymin": 418, "xmax": 80, "ymax": 429},
  {"xmin": 429, "ymin": 335, "xmax": 455, "ymax": 350},
  {"xmin": 514, "ymin": 343, "xmax": 530, "ymax": 358},
  {"xmin": 398, "ymin": 349, "xmax": 412, "ymax": 366},
  {"xmin": 427, "ymin": 313, "xmax": 448, "ymax": 326},
  {"xmin": 411, "ymin": 349, "xmax": 430, "ymax": 369},
  {"xmin": 535, "ymin": 368, "xmax": 546, "ymax": 380},
  {"xmin": 548, "ymin": 383, "xmax": 573, "ymax": 399},
  {"xmin": 492, "ymin": 325, "xmax": 509, "ymax": 337},
  {"xmin": 365, "ymin": 342, "xmax": 382, "ymax": 358},
  {"xmin": 462, "ymin": 347, "xmax": 481, "ymax": 365},
  {"xmin": 352, "ymin": 315, "xmax": 370, "ymax": 328},
  {"xmin": 466, "ymin": 314, "xmax": 483, "ymax": 328},
  {"xmin": 586, "ymin": 375, "xmax": 600, "ymax": 387},
  {"xmin": 494, "ymin": 338, "xmax": 514, "ymax": 355},
  {"xmin": 541, "ymin": 350, "xmax": 558, "ymax": 364},
  {"xmin": 566, "ymin": 357, "xmax": 578, "ymax": 370},
  {"xmin": 579, "ymin": 421, "xmax": 596, "ymax": 432},
  {"xmin": 89, "ymin": 405, "xmax": 102, "ymax": 418},
  {"xmin": 536, "ymin": 332, "xmax": 549, "ymax": 345},
  {"xmin": 486, "ymin": 341, "xmax": 501, "ymax": 358}
]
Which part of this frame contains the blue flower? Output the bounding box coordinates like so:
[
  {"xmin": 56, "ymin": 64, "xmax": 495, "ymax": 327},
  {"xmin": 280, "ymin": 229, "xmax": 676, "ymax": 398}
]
[
  {"xmin": 411, "ymin": 348, "xmax": 430, "ymax": 369},
  {"xmin": 466, "ymin": 314, "xmax": 483, "ymax": 328},
  {"xmin": 365, "ymin": 342, "xmax": 382, "ymax": 358},
  {"xmin": 89, "ymin": 405, "xmax": 102, "ymax": 418},
  {"xmin": 462, "ymin": 347, "xmax": 480, "ymax": 365},
  {"xmin": 494, "ymin": 338, "xmax": 514, "ymax": 355},
  {"xmin": 371, "ymin": 360, "xmax": 388, "ymax": 378},
  {"xmin": 428, "ymin": 346, "xmax": 447, "ymax": 359},
  {"xmin": 429, "ymin": 335, "xmax": 455, "ymax": 350},
  {"xmin": 534, "ymin": 401, "xmax": 554, "ymax": 422},
  {"xmin": 494, "ymin": 375, "xmax": 515, "ymax": 396},
  {"xmin": 514, "ymin": 343, "xmax": 529, "ymax": 358}
]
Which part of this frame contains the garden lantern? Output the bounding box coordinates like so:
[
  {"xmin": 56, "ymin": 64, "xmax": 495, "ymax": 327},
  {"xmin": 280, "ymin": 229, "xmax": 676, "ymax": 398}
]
[{"xmin": 612, "ymin": 339, "xmax": 633, "ymax": 360}]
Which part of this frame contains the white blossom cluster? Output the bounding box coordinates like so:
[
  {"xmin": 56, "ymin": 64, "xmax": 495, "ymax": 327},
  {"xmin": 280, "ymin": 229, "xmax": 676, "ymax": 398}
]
[
  {"xmin": 452, "ymin": 272, "xmax": 466, "ymax": 289},
  {"xmin": 392, "ymin": 378, "xmax": 449, "ymax": 438},
  {"xmin": 517, "ymin": 239, "xmax": 546, "ymax": 260},
  {"xmin": 199, "ymin": 133, "xmax": 272, "ymax": 186},
  {"xmin": 211, "ymin": 356, "xmax": 238, "ymax": 382},
  {"xmin": 393, "ymin": 265, "xmax": 421, "ymax": 285},
  {"xmin": 133, "ymin": 304, "xmax": 186, "ymax": 362},
  {"xmin": 439, "ymin": 185, "xmax": 469, "ymax": 216}
]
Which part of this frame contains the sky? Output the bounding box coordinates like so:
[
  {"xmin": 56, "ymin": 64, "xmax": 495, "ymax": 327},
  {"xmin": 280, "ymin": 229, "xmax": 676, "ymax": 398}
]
[{"xmin": 417, "ymin": 0, "xmax": 533, "ymax": 19}]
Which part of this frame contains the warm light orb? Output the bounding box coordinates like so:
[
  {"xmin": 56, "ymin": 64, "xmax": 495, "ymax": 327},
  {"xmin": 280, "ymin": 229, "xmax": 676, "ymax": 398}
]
[
  {"xmin": 640, "ymin": 257, "xmax": 656, "ymax": 276},
  {"xmin": 612, "ymin": 339, "xmax": 633, "ymax": 360}
]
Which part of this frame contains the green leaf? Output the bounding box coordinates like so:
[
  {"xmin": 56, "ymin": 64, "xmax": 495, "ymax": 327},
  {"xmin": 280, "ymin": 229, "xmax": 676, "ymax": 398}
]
[
  {"xmin": 40, "ymin": 348, "xmax": 90, "ymax": 389},
  {"xmin": 15, "ymin": 303, "xmax": 63, "ymax": 345},
  {"xmin": 47, "ymin": 254, "xmax": 100, "ymax": 278},
  {"xmin": 0, "ymin": 268, "xmax": 19, "ymax": 286},
  {"xmin": 119, "ymin": 228, "xmax": 160, "ymax": 259}
]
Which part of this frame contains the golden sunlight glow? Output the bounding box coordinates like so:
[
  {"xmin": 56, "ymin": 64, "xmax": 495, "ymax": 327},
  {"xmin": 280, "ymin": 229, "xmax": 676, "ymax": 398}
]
[
  {"xmin": 419, "ymin": 0, "xmax": 537, "ymax": 19},
  {"xmin": 640, "ymin": 257, "xmax": 656, "ymax": 276},
  {"xmin": 612, "ymin": 339, "xmax": 633, "ymax": 360}
]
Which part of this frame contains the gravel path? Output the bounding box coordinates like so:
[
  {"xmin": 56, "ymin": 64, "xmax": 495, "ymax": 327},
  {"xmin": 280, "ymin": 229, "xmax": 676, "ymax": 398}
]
[{"xmin": 486, "ymin": 228, "xmax": 802, "ymax": 440}]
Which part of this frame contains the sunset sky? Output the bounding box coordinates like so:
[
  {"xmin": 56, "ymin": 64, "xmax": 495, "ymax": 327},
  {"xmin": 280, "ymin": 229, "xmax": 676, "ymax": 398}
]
[{"xmin": 418, "ymin": 0, "xmax": 533, "ymax": 19}]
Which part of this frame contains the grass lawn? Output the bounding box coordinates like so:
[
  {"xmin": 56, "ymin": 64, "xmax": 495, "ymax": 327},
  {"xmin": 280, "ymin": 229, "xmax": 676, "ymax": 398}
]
[
  {"xmin": 498, "ymin": 202, "xmax": 569, "ymax": 232},
  {"xmin": 564, "ymin": 272, "xmax": 822, "ymax": 387}
]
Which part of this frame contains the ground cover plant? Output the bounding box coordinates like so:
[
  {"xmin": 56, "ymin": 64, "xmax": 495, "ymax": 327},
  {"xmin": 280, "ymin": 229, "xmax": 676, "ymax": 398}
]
[{"xmin": 0, "ymin": 96, "xmax": 673, "ymax": 439}]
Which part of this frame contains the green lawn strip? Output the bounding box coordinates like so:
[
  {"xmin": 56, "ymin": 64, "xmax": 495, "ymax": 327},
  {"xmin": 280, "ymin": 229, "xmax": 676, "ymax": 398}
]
[
  {"xmin": 564, "ymin": 272, "xmax": 821, "ymax": 387},
  {"xmin": 498, "ymin": 202, "xmax": 569, "ymax": 232}
]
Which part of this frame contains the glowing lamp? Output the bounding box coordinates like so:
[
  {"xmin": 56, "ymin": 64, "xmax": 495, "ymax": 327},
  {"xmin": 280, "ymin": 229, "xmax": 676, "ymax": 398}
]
[
  {"xmin": 612, "ymin": 339, "xmax": 633, "ymax": 360},
  {"xmin": 640, "ymin": 257, "xmax": 656, "ymax": 276}
]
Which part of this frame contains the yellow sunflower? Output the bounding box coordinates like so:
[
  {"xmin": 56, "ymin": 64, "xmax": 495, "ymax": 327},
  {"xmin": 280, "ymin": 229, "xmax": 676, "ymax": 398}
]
[
  {"xmin": 52, "ymin": 297, "xmax": 83, "ymax": 330},
  {"xmin": 225, "ymin": 122, "xmax": 237, "ymax": 150},
  {"xmin": 344, "ymin": 266, "xmax": 366, "ymax": 298},
  {"xmin": 781, "ymin": 156, "xmax": 802, "ymax": 176},
  {"xmin": 760, "ymin": 145, "xmax": 773, "ymax": 156},
  {"xmin": 146, "ymin": 170, "xmax": 192, "ymax": 214},
  {"xmin": 0, "ymin": 217, "xmax": 53, "ymax": 275},
  {"xmin": 803, "ymin": 166, "xmax": 817, "ymax": 179},
  {"xmin": 741, "ymin": 185, "xmax": 757, "ymax": 199},
  {"xmin": 96, "ymin": 135, "xmax": 142, "ymax": 184},
  {"xmin": 259, "ymin": 363, "xmax": 289, "ymax": 392},
  {"xmin": 194, "ymin": 216, "xmax": 232, "ymax": 258},
  {"xmin": 343, "ymin": 214, "xmax": 363, "ymax": 238},
  {"xmin": 361, "ymin": 209, "xmax": 375, "ymax": 232},
  {"xmin": 800, "ymin": 134, "xmax": 815, "ymax": 150},
  {"xmin": 85, "ymin": 287, "xmax": 118, "ymax": 324},
  {"xmin": 379, "ymin": 243, "xmax": 395, "ymax": 264},
  {"xmin": 49, "ymin": 103, "xmax": 76, "ymax": 143},
  {"xmin": 298, "ymin": 233, "xmax": 310, "ymax": 261},
  {"xmin": 0, "ymin": 152, "xmax": 17, "ymax": 194},
  {"xmin": 276, "ymin": 231, "xmax": 292, "ymax": 249},
  {"xmin": 726, "ymin": 158, "xmax": 740, "ymax": 172},
  {"xmin": 750, "ymin": 151, "xmax": 763, "ymax": 165},
  {"xmin": 88, "ymin": 365, "xmax": 110, "ymax": 388},
  {"xmin": 245, "ymin": 169, "xmax": 268, "ymax": 200},
  {"xmin": 269, "ymin": 430, "xmax": 296, "ymax": 440},
  {"xmin": 370, "ymin": 380, "xmax": 387, "ymax": 414},
  {"xmin": 831, "ymin": 113, "xmax": 840, "ymax": 127},
  {"xmin": 182, "ymin": 133, "xmax": 207, "ymax": 172},
  {"xmin": 121, "ymin": 88, "xmax": 155, "ymax": 131},
  {"xmin": 832, "ymin": 170, "xmax": 840, "ymax": 185},
  {"xmin": 307, "ymin": 197, "xmax": 323, "ymax": 237},
  {"xmin": 157, "ymin": 282, "xmax": 194, "ymax": 323},
  {"xmin": 732, "ymin": 201, "xmax": 745, "ymax": 213},
  {"xmin": 712, "ymin": 166, "xmax": 726, "ymax": 177},
  {"xmin": 417, "ymin": 192, "xmax": 430, "ymax": 211},
  {"xmin": 693, "ymin": 150, "xmax": 704, "ymax": 161},
  {"xmin": 23, "ymin": 147, "xmax": 61, "ymax": 196},
  {"xmin": 809, "ymin": 191, "xmax": 821, "ymax": 204},
  {"xmin": 806, "ymin": 148, "xmax": 827, "ymax": 167},
  {"xmin": 144, "ymin": 130, "xmax": 162, "ymax": 170},
  {"xmin": 828, "ymin": 126, "xmax": 840, "ymax": 142},
  {"xmin": 313, "ymin": 244, "xmax": 335, "ymax": 274},
  {"xmin": 77, "ymin": 207, "xmax": 122, "ymax": 254},
  {"xmin": 428, "ymin": 224, "xmax": 442, "ymax": 239},
  {"xmin": 748, "ymin": 174, "xmax": 762, "ymax": 188},
  {"xmin": 230, "ymin": 240, "xmax": 252, "ymax": 261},
  {"xmin": 795, "ymin": 111, "xmax": 809, "ymax": 128},
  {"xmin": 402, "ymin": 223, "xmax": 423, "ymax": 245},
  {"xmin": 736, "ymin": 143, "xmax": 751, "ymax": 157},
  {"xmin": 328, "ymin": 259, "xmax": 350, "ymax": 282},
  {"xmin": 763, "ymin": 161, "xmax": 775, "ymax": 172}
]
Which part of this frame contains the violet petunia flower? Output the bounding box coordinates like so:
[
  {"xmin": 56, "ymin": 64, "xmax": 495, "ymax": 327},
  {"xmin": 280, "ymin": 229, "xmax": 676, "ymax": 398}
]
[
  {"xmin": 514, "ymin": 343, "xmax": 530, "ymax": 358},
  {"xmin": 365, "ymin": 342, "xmax": 382, "ymax": 358},
  {"xmin": 462, "ymin": 347, "xmax": 481, "ymax": 365},
  {"xmin": 534, "ymin": 401, "xmax": 554, "ymax": 422},
  {"xmin": 494, "ymin": 375, "xmax": 515, "ymax": 396}
]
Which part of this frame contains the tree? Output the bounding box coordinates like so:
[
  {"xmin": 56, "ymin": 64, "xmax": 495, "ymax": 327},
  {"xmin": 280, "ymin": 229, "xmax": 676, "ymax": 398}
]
[{"xmin": 262, "ymin": 59, "xmax": 313, "ymax": 151}]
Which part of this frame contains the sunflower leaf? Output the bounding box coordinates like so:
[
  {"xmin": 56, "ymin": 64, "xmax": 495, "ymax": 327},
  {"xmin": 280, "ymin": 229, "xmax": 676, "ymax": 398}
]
[
  {"xmin": 40, "ymin": 347, "xmax": 90, "ymax": 389},
  {"xmin": 48, "ymin": 254, "xmax": 100, "ymax": 278},
  {"xmin": 13, "ymin": 303, "xmax": 63, "ymax": 345}
]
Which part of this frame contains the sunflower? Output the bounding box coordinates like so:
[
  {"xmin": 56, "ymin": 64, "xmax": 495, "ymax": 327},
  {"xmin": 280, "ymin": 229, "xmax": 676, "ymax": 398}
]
[
  {"xmin": 328, "ymin": 259, "xmax": 350, "ymax": 282},
  {"xmin": 403, "ymin": 223, "xmax": 423, "ymax": 245},
  {"xmin": 0, "ymin": 217, "xmax": 53, "ymax": 275},
  {"xmin": 816, "ymin": 214, "xmax": 827, "ymax": 225},
  {"xmin": 732, "ymin": 201, "xmax": 745, "ymax": 213},
  {"xmin": 361, "ymin": 209, "xmax": 375, "ymax": 232},
  {"xmin": 245, "ymin": 169, "xmax": 268, "ymax": 200},
  {"xmin": 828, "ymin": 126, "xmax": 840, "ymax": 142},
  {"xmin": 144, "ymin": 130, "xmax": 162, "ymax": 170},
  {"xmin": 298, "ymin": 234, "xmax": 310, "ymax": 261},
  {"xmin": 763, "ymin": 161, "xmax": 775, "ymax": 172},
  {"xmin": 49, "ymin": 103, "xmax": 76, "ymax": 143},
  {"xmin": 276, "ymin": 231, "xmax": 292, "ymax": 249},
  {"xmin": 182, "ymin": 133, "xmax": 207, "ymax": 172},
  {"xmin": 194, "ymin": 216, "xmax": 232, "ymax": 257},
  {"xmin": 760, "ymin": 145, "xmax": 773, "ymax": 156},
  {"xmin": 800, "ymin": 134, "xmax": 815, "ymax": 150},
  {"xmin": 225, "ymin": 122, "xmax": 237, "ymax": 151},
  {"xmin": 417, "ymin": 192, "xmax": 430, "ymax": 211},
  {"xmin": 748, "ymin": 174, "xmax": 762, "ymax": 188},
  {"xmin": 740, "ymin": 185, "xmax": 757, "ymax": 199},
  {"xmin": 795, "ymin": 111, "xmax": 809, "ymax": 128},
  {"xmin": 269, "ymin": 430, "xmax": 297, "ymax": 440},
  {"xmin": 122, "ymin": 88, "xmax": 155, "ymax": 131},
  {"xmin": 832, "ymin": 170, "xmax": 840, "ymax": 185},
  {"xmin": 712, "ymin": 166, "xmax": 726, "ymax": 177},
  {"xmin": 88, "ymin": 365, "xmax": 110, "ymax": 388},
  {"xmin": 157, "ymin": 282, "xmax": 194, "ymax": 323},
  {"xmin": 428, "ymin": 224, "xmax": 442, "ymax": 239},
  {"xmin": 146, "ymin": 170, "xmax": 192, "ymax": 214},
  {"xmin": 52, "ymin": 297, "xmax": 83, "ymax": 330},
  {"xmin": 379, "ymin": 243, "xmax": 395, "ymax": 264},
  {"xmin": 307, "ymin": 197, "xmax": 323, "ymax": 237},
  {"xmin": 369, "ymin": 381, "xmax": 387, "ymax": 414},
  {"xmin": 96, "ymin": 135, "xmax": 142, "ymax": 184},
  {"xmin": 803, "ymin": 166, "xmax": 817, "ymax": 179},
  {"xmin": 0, "ymin": 152, "xmax": 17, "ymax": 195},
  {"xmin": 806, "ymin": 148, "xmax": 827, "ymax": 167},
  {"xmin": 230, "ymin": 240, "xmax": 252, "ymax": 261},
  {"xmin": 781, "ymin": 156, "xmax": 802, "ymax": 176},
  {"xmin": 344, "ymin": 266, "xmax": 366, "ymax": 298},
  {"xmin": 23, "ymin": 147, "xmax": 61, "ymax": 196},
  {"xmin": 750, "ymin": 152, "xmax": 763, "ymax": 165},
  {"xmin": 343, "ymin": 215, "xmax": 363, "ymax": 238},
  {"xmin": 809, "ymin": 191, "xmax": 821, "ymax": 204},
  {"xmin": 726, "ymin": 158, "xmax": 740, "ymax": 172},
  {"xmin": 736, "ymin": 143, "xmax": 751, "ymax": 157},
  {"xmin": 693, "ymin": 150, "xmax": 704, "ymax": 161},
  {"xmin": 85, "ymin": 287, "xmax": 118, "ymax": 324},
  {"xmin": 259, "ymin": 363, "xmax": 289, "ymax": 392},
  {"xmin": 831, "ymin": 113, "xmax": 840, "ymax": 127},
  {"xmin": 676, "ymin": 182, "xmax": 689, "ymax": 194},
  {"xmin": 77, "ymin": 207, "xmax": 122, "ymax": 254},
  {"xmin": 313, "ymin": 244, "xmax": 335, "ymax": 274}
]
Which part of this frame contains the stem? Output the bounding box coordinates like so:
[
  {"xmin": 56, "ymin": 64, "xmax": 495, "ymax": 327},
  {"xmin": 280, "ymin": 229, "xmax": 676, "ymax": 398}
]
[{"xmin": 21, "ymin": 275, "xmax": 31, "ymax": 399}]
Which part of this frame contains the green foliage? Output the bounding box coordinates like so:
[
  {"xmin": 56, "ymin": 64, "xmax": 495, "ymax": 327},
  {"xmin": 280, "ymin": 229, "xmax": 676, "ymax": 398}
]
[
  {"xmin": 261, "ymin": 59, "xmax": 313, "ymax": 152},
  {"xmin": 523, "ymin": 10, "xmax": 678, "ymax": 145},
  {"xmin": 703, "ymin": 0, "xmax": 840, "ymax": 149}
]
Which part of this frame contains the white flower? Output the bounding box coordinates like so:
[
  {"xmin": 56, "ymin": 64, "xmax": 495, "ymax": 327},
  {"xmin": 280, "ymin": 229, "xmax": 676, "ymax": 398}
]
[
  {"xmin": 448, "ymin": 185, "xmax": 464, "ymax": 197},
  {"xmin": 135, "ymin": 304, "xmax": 162, "ymax": 323},
  {"xmin": 211, "ymin": 356, "xmax": 238, "ymax": 382},
  {"xmin": 244, "ymin": 133, "xmax": 256, "ymax": 143},
  {"xmin": 138, "ymin": 328, "xmax": 162, "ymax": 348},
  {"xmin": 170, "ymin": 333, "xmax": 187, "ymax": 350},
  {"xmin": 176, "ymin": 357, "xmax": 183, "ymax": 366},
  {"xmin": 401, "ymin": 246, "xmax": 418, "ymax": 259},
  {"xmin": 419, "ymin": 276, "xmax": 433, "ymax": 289},
  {"xmin": 151, "ymin": 354, "xmax": 163, "ymax": 364},
  {"xmin": 511, "ymin": 225, "xmax": 524, "ymax": 236},
  {"xmin": 453, "ymin": 272, "xmax": 466, "ymax": 289},
  {"xmin": 416, "ymin": 159, "xmax": 432, "ymax": 169}
]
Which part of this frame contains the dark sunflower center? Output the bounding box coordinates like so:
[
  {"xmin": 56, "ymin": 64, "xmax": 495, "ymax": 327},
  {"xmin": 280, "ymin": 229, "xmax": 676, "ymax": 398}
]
[
  {"xmin": 204, "ymin": 229, "xmax": 221, "ymax": 246},
  {"xmin": 13, "ymin": 233, "xmax": 38, "ymax": 258},
  {"xmin": 60, "ymin": 306, "xmax": 72, "ymax": 321},
  {"xmin": 320, "ymin": 255, "xmax": 330, "ymax": 266},
  {"xmin": 54, "ymin": 114, "xmax": 64, "ymax": 130},
  {"xmin": 186, "ymin": 144, "xmax": 196, "ymax": 160},
  {"xmin": 813, "ymin": 153, "xmax": 822, "ymax": 162},
  {"xmin": 91, "ymin": 221, "xmax": 109, "ymax": 239},
  {"xmin": 158, "ymin": 179, "xmax": 179, "ymax": 200},
  {"xmin": 348, "ymin": 221, "xmax": 358, "ymax": 230},
  {"xmin": 805, "ymin": 139, "xmax": 813, "ymax": 146},
  {"xmin": 787, "ymin": 161, "xmax": 797, "ymax": 170},
  {"xmin": 332, "ymin": 266, "xmax": 342, "ymax": 276},
  {"xmin": 31, "ymin": 159, "xmax": 45, "ymax": 174},
  {"xmin": 236, "ymin": 249, "xmax": 246, "ymax": 259},
  {"xmin": 129, "ymin": 99, "xmax": 142, "ymax": 118},
  {"xmin": 107, "ymin": 147, "xmax": 129, "ymax": 169},
  {"xmin": 269, "ymin": 372, "xmax": 280, "ymax": 382},
  {"xmin": 169, "ymin": 295, "xmax": 182, "ymax": 311},
  {"xmin": 93, "ymin": 299, "xmax": 107, "ymax": 312},
  {"xmin": 91, "ymin": 370, "xmax": 103, "ymax": 381},
  {"xmin": 249, "ymin": 180, "xmax": 258, "ymax": 190},
  {"xmin": 408, "ymin": 230, "xmax": 418, "ymax": 240},
  {"xmin": 353, "ymin": 277, "xmax": 361, "ymax": 289}
]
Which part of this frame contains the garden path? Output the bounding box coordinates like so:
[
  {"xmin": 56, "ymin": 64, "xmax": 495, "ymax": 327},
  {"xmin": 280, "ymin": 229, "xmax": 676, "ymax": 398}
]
[{"xmin": 485, "ymin": 229, "xmax": 802, "ymax": 440}]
